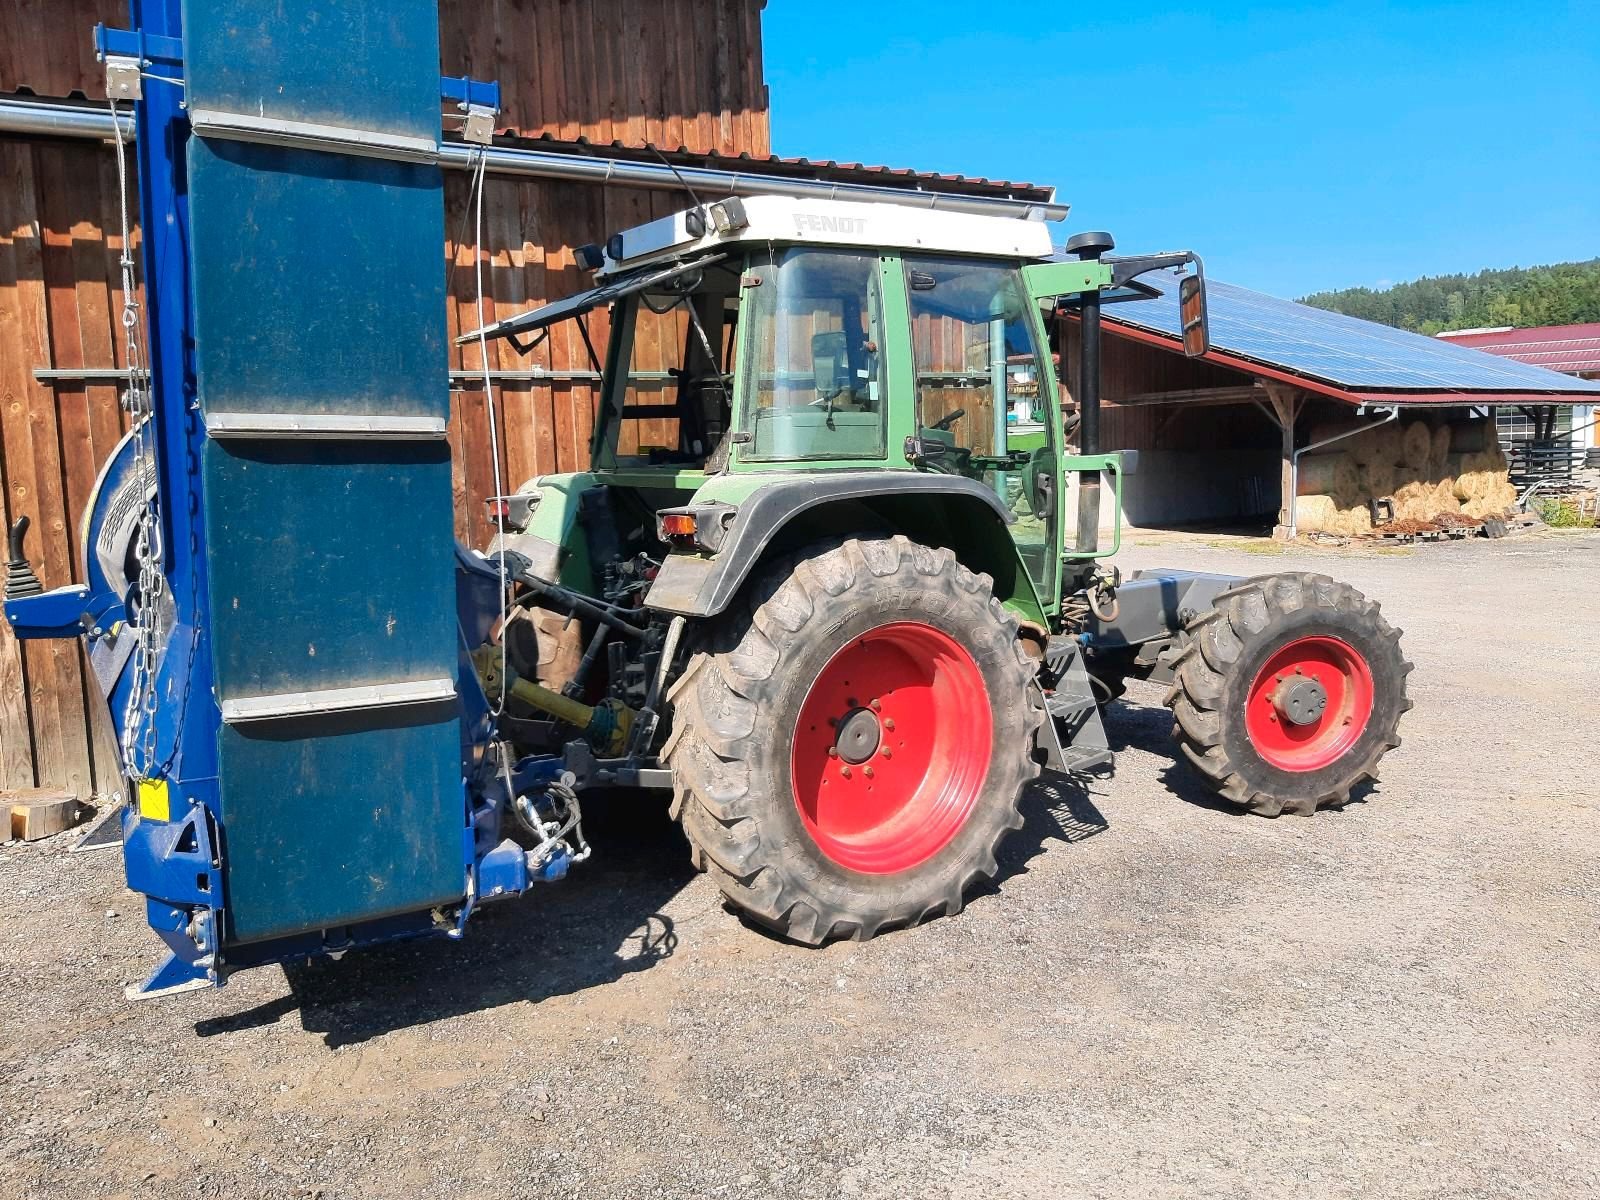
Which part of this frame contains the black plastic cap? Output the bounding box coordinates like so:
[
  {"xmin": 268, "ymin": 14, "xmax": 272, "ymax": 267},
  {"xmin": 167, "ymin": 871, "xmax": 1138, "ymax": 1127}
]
[{"xmin": 1065, "ymin": 230, "xmax": 1116, "ymax": 260}]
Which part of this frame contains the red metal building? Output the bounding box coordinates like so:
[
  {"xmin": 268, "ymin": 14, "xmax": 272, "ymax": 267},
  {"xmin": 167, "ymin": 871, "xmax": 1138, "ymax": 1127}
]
[{"xmin": 1435, "ymin": 323, "xmax": 1600, "ymax": 380}]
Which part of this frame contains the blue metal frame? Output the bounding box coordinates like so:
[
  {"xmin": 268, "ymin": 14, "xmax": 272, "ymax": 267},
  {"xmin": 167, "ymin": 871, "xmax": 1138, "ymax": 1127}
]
[
  {"xmin": 109, "ymin": 0, "xmax": 222, "ymax": 998},
  {"xmin": 6, "ymin": 2, "xmax": 573, "ymax": 1000},
  {"xmin": 439, "ymin": 75, "xmax": 502, "ymax": 112}
]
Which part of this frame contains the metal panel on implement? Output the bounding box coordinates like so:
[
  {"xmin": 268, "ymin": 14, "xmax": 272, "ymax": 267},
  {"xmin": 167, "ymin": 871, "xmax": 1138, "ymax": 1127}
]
[{"xmin": 183, "ymin": 0, "xmax": 463, "ymax": 945}]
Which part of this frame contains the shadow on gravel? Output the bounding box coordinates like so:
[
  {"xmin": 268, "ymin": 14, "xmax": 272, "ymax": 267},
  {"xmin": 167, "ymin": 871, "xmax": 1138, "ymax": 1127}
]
[
  {"xmin": 195, "ymin": 794, "xmax": 694, "ymax": 1047},
  {"xmin": 982, "ymin": 769, "xmax": 1110, "ymax": 895}
]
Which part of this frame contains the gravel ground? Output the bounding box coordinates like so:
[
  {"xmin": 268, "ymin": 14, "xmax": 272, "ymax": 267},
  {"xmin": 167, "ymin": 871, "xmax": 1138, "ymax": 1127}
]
[{"xmin": 3, "ymin": 529, "xmax": 1598, "ymax": 1200}]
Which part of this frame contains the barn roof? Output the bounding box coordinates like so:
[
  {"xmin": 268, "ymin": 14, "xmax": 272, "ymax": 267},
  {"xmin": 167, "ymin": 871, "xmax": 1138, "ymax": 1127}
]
[
  {"xmin": 1102, "ymin": 277, "xmax": 1600, "ymax": 407},
  {"xmin": 1434, "ymin": 323, "xmax": 1600, "ymax": 377}
]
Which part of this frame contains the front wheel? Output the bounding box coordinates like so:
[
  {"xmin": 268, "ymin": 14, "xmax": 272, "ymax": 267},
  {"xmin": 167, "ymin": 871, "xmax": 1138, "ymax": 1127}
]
[
  {"xmin": 662, "ymin": 536, "xmax": 1042, "ymax": 944},
  {"xmin": 1164, "ymin": 572, "xmax": 1412, "ymax": 816}
]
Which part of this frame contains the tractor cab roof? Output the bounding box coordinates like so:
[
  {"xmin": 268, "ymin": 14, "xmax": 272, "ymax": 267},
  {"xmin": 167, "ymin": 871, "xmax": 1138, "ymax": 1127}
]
[
  {"xmin": 596, "ymin": 195, "xmax": 1056, "ymax": 276},
  {"xmin": 459, "ymin": 194, "xmax": 1057, "ymax": 347}
]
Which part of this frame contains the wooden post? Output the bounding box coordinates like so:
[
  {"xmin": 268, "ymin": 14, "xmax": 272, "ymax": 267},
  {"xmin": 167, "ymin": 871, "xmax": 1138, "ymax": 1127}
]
[{"xmin": 1263, "ymin": 382, "xmax": 1304, "ymax": 540}]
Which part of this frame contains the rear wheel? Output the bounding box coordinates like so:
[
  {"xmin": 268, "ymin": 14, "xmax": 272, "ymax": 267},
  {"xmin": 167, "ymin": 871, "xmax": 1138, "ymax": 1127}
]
[
  {"xmin": 1164, "ymin": 572, "xmax": 1411, "ymax": 816},
  {"xmin": 663, "ymin": 535, "xmax": 1042, "ymax": 943}
]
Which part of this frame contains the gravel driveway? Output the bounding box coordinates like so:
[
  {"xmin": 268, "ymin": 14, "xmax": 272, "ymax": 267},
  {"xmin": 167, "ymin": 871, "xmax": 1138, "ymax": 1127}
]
[{"xmin": 3, "ymin": 529, "xmax": 1597, "ymax": 1199}]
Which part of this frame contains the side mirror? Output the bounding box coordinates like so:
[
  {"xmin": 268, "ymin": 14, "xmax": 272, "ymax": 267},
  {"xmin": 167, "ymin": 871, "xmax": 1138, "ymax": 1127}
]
[
  {"xmin": 811, "ymin": 330, "xmax": 848, "ymax": 397},
  {"xmin": 1179, "ymin": 273, "xmax": 1209, "ymax": 358}
]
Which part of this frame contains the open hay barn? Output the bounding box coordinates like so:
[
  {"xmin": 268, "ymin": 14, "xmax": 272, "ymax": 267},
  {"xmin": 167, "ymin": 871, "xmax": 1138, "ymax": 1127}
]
[{"xmin": 1057, "ymin": 280, "xmax": 1600, "ymax": 536}]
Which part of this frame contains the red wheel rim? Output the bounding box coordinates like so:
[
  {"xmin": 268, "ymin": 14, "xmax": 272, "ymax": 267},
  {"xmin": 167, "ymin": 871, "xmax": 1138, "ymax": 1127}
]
[
  {"xmin": 1244, "ymin": 635, "xmax": 1374, "ymax": 772},
  {"xmin": 790, "ymin": 622, "xmax": 991, "ymax": 874}
]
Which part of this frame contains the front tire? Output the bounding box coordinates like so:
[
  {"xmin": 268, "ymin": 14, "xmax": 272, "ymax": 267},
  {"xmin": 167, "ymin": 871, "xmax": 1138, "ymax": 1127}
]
[
  {"xmin": 1164, "ymin": 572, "xmax": 1412, "ymax": 816},
  {"xmin": 662, "ymin": 536, "xmax": 1042, "ymax": 943}
]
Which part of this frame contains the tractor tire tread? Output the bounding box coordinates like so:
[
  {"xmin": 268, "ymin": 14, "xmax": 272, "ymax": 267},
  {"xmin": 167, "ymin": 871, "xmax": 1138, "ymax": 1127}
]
[
  {"xmin": 664, "ymin": 535, "xmax": 1041, "ymax": 945},
  {"xmin": 1163, "ymin": 570, "xmax": 1408, "ymax": 818}
]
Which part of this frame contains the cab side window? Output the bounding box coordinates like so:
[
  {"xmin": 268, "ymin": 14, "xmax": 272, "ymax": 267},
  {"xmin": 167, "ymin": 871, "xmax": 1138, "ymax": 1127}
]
[{"xmin": 737, "ymin": 249, "xmax": 887, "ymax": 462}]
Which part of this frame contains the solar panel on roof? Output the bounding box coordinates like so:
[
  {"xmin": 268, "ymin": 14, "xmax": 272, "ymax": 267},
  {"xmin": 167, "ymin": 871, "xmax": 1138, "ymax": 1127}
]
[{"xmin": 1106, "ymin": 276, "xmax": 1600, "ymax": 395}]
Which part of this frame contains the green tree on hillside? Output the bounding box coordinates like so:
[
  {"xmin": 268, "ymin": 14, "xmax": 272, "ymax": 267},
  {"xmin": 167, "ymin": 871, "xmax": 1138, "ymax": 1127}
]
[{"xmin": 1299, "ymin": 259, "xmax": 1600, "ymax": 334}]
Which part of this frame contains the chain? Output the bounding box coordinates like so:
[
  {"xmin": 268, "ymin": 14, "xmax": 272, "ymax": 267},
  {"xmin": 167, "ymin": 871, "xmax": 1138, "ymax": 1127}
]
[{"xmin": 109, "ymin": 98, "xmax": 164, "ymax": 782}]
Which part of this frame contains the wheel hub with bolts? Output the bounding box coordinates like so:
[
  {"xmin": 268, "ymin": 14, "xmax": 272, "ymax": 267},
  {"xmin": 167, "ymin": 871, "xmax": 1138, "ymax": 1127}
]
[
  {"xmin": 1272, "ymin": 674, "xmax": 1328, "ymax": 726},
  {"xmin": 833, "ymin": 706, "xmax": 883, "ymax": 764}
]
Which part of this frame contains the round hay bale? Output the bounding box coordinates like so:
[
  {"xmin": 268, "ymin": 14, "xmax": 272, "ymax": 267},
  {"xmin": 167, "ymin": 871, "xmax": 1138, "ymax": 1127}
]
[
  {"xmin": 1453, "ymin": 452, "xmax": 1493, "ymax": 500},
  {"xmin": 1392, "ymin": 477, "xmax": 1430, "ymax": 515},
  {"xmin": 1360, "ymin": 461, "xmax": 1396, "ymax": 499},
  {"xmin": 1430, "ymin": 424, "xmax": 1452, "ymax": 469},
  {"xmin": 1401, "ymin": 421, "xmax": 1433, "ymax": 468},
  {"xmin": 1307, "ymin": 422, "xmax": 1365, "ymax": 455},
  {"xmin": 1294, "ymin": 494, "xmax": 1339, "ymax": 533},
  {"xmin": 1430, "ymin": 481, "xmax": 1461, "ymax": 514},
  {"xmin": 1297, "ymin": 452, "xmax": 1360, "ymax": 498},
  {"xmin": 1350, "ymin": 423, "xmax": 1404, "ymax": 468},
  {"xmin": 1345, "ymin": 427, "xmax": 1380, "ymax": 466},
  {"xmin": 1399, "ymin": 498, "xmax": 1428, "ymax": 522},
  {"xmin": 1393, "ymin": 476, "xmax": 1434, "ymax": 521},
  {"xmin": 1334, "ymin": 505, "xmax": 1373, "ymax": 537},
  {"xmin": 1376, "ymin": 423, "xmax": 1406, "ymax": 467}
]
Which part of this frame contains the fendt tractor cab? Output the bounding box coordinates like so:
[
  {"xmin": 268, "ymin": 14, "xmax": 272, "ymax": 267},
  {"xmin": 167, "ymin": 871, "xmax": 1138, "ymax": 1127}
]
[{"xmin": 3, "ymin": 12, "xmax": 1408, "ymax": 995}]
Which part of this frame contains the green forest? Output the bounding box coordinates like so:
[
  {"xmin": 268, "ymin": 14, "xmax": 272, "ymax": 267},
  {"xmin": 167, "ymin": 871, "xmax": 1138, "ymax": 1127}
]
[{"xmin": 1298, "ymin": 258, "xmax": 1600, "ymax": 334}]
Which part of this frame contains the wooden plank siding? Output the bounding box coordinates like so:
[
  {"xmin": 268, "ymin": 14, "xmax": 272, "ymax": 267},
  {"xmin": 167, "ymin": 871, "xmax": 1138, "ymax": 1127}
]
[
  {"xmin": 0, "ymin": 0, "xmax": 771, "ymax": 796},
  {"xmin": 4, "ymin": 1, "xmax": 771, "ymax": 158},
  {"xmin": 0, "ymin": 136, "xmax": 134, "ymax": 799},
  {"xmin": 1055, "ymin": 318, "xmax": 1278, "ymax": 455}
]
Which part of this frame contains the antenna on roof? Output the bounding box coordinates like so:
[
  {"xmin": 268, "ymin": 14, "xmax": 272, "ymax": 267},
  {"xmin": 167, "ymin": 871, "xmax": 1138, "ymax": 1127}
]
[{"xmin": 646, "ymin": 143, "xmax": 705, "ymax": 214}]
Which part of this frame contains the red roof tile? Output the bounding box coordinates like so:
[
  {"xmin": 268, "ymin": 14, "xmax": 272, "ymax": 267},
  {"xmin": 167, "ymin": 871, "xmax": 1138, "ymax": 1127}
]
[{"xmin": 515, "ymin": 133, "xmax": 1055, "ymax": 205}]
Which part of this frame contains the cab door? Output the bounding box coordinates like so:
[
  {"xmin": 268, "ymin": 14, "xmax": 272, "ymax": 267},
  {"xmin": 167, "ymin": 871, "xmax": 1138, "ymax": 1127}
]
[{"xmin": 901, "ymin": 256, "xmax": 1061, "ymax": 608}]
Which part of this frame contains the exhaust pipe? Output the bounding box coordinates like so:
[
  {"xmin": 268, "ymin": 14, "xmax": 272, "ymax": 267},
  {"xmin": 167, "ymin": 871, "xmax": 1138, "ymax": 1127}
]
[{"xmin": 1065, "ymin": 230, "xmax": 1115, "ymax": 556}]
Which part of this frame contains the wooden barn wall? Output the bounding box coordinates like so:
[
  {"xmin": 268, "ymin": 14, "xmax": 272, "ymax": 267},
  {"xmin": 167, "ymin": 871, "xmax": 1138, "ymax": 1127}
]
[
  {"xmin": 0, "ymin": 0, "xmax": 771, "ymax": 797},
  {"xmin": 1, "ymin": 0, "xmax": 771, "ymax": 156},
  {"xmin": 440, "ymin": 0, "xmax": 770, "ymax": 156},
  {"xmin": 1056, "ymin": 320, "xmax": 1277, "ymax": 454},
  {"xmin": 0, "ymin": 136, "xmax": 135, "ymax": 801},
  {"xmin": 443, "ymin": 175, "xmax": 695, "ymax": 549}
]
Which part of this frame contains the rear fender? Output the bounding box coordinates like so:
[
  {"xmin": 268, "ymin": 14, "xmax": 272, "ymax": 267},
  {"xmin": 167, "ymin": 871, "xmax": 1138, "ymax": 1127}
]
[
  {"xmin": 487, "ymin": 471, "xmax": 601, "ymax": 589},
  {"xmin": 646, "ymin": 472, "xmax": 1048, "ymax": 626}
]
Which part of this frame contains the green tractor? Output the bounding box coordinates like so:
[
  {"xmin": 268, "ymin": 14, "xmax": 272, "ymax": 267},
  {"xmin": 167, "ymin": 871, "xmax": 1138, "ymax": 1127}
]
[{"xmin": 464, "ymin": 195, "xmax": 1411, "ymax": 944}]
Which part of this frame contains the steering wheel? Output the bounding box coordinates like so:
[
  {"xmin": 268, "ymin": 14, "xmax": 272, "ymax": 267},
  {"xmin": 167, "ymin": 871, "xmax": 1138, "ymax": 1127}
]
[{"xmin": 932, "ymin": 407, "xmax": 967, "ymax": 432}]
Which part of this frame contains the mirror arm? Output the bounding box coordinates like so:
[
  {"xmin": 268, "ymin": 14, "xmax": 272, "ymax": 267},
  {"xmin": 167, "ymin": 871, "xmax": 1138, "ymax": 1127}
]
[{"xmin": 1104, "ymin": 251, "xmax": 1204, "ymax": 289}]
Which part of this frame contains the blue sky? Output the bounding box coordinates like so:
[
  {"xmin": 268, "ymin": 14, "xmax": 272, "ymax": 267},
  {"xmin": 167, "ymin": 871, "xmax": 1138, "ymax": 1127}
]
[{"xmin": 763, "ymin": 1, "xmax": 1599, "ymax": 298}]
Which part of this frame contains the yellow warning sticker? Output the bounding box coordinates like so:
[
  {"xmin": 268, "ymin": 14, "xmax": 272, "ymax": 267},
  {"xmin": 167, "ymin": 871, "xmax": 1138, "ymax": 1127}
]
[{"xmin": 137, "ymin": 779, "xmax": 170, "ymax": 822}]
